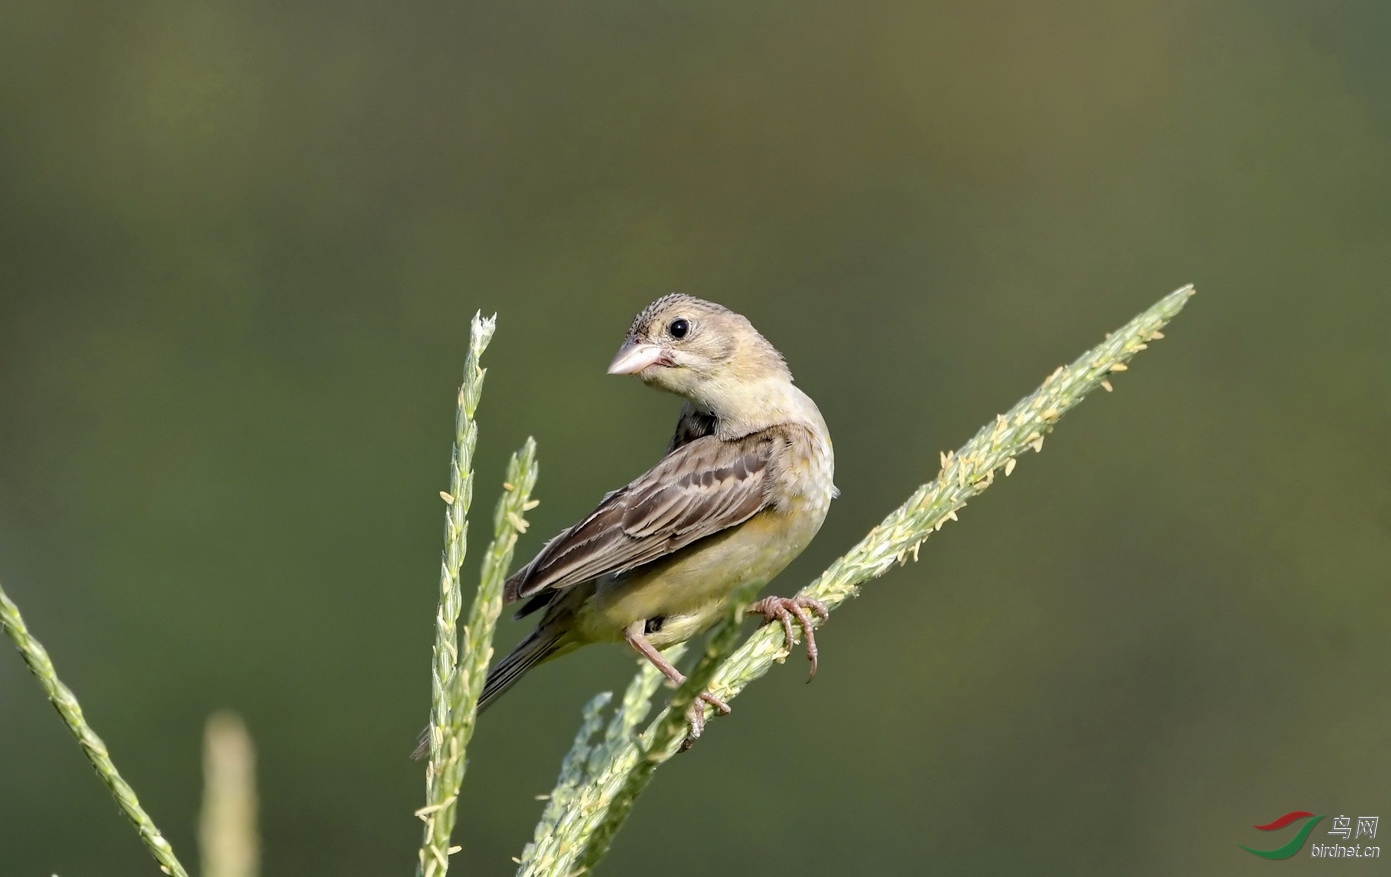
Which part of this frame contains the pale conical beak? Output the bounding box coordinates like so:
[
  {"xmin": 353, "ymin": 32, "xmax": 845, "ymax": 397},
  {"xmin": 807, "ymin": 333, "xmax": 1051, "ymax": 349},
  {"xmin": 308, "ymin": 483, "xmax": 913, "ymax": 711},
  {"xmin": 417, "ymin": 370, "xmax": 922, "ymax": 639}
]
[{"xmin": 607, "ymin": 340, "xmax": 666, "ymax": 375}]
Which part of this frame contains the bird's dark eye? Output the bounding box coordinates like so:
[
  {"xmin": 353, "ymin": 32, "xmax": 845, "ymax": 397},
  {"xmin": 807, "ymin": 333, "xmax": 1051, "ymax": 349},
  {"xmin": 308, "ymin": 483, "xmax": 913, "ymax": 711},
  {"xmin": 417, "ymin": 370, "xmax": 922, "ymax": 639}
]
[{"xmin": 668, "ymin": 318, "xmax": 690, "ymax": 339}]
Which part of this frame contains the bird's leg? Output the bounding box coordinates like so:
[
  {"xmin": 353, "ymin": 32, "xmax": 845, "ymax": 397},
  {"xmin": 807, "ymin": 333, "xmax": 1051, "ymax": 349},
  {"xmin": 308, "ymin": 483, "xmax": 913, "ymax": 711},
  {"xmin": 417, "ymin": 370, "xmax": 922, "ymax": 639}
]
[
  {"xmin": 749, "ymin": 595, "xmax": 830, "ymax": 681},
  {"xmin": 624, "ymin": 622, "xmax": 730, "ymax": 746}
]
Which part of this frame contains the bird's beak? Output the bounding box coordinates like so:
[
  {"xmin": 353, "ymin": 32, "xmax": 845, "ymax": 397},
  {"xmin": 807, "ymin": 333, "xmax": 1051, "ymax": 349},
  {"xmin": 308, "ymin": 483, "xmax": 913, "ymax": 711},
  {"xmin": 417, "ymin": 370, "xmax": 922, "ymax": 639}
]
[{"xmin": 607, "ymin": 340, "xmax": 666, "ymax": 375}]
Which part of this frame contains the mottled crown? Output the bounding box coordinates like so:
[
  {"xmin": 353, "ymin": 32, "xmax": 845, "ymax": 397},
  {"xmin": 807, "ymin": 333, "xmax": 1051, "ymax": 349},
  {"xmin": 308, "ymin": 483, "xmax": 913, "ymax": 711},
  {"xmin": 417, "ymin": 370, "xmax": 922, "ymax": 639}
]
[{"xmin": 626, "ymin": 293, "xmax": 734, "ymax": 337}]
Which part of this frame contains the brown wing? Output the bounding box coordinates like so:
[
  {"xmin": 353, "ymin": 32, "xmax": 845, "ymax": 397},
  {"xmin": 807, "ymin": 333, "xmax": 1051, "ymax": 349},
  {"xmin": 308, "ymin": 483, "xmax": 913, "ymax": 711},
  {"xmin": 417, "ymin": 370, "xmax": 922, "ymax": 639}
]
[{"xmin": 503, "ymin": 431, "xmax": 776, "ymax": 604}]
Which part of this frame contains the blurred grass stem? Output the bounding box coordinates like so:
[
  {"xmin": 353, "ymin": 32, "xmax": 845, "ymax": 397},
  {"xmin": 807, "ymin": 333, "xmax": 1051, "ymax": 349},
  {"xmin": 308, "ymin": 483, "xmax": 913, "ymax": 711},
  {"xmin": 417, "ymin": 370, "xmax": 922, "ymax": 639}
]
[{"xmin": 200, "ymin": 711, "xmax": 259, "ymax": 877}]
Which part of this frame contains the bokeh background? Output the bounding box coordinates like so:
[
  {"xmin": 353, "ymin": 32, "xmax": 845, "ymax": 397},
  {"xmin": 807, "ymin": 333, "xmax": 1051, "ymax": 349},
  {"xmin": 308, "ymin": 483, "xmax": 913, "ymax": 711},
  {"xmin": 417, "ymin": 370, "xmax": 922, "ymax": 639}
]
[{"xmin": 2, "ymin": 2, "xmax": 1388, "ymax": 874}]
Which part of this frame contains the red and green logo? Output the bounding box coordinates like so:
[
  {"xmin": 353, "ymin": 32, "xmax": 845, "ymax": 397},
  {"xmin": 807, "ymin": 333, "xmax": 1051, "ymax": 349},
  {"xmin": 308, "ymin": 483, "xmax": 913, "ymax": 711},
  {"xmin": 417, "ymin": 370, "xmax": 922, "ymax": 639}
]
[{"xmin": 1239, "ymin": 811, "xmax": 1325, "ymax": 859}]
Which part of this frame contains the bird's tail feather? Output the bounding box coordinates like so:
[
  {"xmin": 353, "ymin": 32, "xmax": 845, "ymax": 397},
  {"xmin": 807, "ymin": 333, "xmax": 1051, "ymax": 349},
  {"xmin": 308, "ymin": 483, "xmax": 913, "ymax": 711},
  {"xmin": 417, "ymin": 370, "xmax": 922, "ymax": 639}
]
[
  {"xmin": 478, "ymin": 626, "xmax": 570, "ymax": 712},
  {"xmin": 410, "ymin": 626, "xmax": 570, "ymax": 760}
]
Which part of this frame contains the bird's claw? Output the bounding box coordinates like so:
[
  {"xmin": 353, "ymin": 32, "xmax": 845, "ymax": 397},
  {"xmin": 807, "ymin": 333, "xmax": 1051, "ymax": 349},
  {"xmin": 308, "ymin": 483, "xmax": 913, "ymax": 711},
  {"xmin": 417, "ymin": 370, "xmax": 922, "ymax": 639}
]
[
  {"xmin": 678, "ymin": 595, "xmax": 828, "ymax": 750},
  {"xmin": 749, "ymin": 595, "xmax": 830, "ymax": 681},
  {"xmin": 681, "ymin": 690, "xmax": 731, "ymax": 751}
]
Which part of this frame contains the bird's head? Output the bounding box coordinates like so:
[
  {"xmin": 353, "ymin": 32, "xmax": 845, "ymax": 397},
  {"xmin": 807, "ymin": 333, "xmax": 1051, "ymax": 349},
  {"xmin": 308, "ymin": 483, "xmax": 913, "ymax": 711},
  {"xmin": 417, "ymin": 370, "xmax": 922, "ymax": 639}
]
[{"xmin": 608, "ymin": 294, "xmax": 792, "ymax": 412}]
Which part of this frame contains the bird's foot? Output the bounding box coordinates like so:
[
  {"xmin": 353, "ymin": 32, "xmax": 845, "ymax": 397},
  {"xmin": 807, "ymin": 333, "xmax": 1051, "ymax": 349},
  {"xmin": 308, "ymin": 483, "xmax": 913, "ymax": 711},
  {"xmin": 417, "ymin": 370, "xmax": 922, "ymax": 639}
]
[
  {"xmin": 681, "ymin": 690, "xmax": 731, "ymax": 751},
  {"xmin": 749, "ymin": 595, "xmax": 830, "ymax": 681}
]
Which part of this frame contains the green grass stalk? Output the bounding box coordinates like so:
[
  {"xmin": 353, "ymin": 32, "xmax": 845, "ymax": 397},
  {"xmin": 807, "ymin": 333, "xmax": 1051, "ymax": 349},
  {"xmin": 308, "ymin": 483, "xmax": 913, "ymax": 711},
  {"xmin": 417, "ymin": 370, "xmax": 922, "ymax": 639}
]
[
  {"xmin": 417, "ymin": 312, "xmax": 540, "ymax": 877},
  {"xmin": 0, "ymin": 581, "xmax": 190, "ymax": 877}
]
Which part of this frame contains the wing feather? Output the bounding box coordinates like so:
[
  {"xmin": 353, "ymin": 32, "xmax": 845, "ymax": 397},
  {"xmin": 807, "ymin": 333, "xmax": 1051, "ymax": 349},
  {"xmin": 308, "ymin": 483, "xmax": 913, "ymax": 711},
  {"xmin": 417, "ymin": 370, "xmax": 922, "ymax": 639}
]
[{"xmin": 503, "ymin": 432, "xmax": 777, "ymax": 603}]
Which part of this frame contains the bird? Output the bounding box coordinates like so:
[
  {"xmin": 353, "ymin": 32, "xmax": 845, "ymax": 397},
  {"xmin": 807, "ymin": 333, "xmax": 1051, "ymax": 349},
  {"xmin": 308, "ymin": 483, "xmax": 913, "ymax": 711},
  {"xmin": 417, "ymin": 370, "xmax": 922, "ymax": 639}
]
[{"xmin": 414, "ymin": 294, "xmax": 835, "ymax": 758}]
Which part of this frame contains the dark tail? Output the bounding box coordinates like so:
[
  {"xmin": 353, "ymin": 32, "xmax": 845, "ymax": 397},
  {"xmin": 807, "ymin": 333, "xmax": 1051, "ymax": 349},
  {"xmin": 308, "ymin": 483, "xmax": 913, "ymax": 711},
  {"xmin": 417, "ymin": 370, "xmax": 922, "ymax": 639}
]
[{"xmin": 410, "ymin": 627, "xmax": 569, "ymax": 760}]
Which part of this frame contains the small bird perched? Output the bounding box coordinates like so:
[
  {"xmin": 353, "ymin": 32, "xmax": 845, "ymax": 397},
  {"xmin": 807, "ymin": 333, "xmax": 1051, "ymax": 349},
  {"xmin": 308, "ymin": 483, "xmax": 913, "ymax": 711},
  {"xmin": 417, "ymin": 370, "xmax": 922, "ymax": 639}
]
[{"xmin": 414, "ymin": 294, "xmax": 834, "ymax": 757}]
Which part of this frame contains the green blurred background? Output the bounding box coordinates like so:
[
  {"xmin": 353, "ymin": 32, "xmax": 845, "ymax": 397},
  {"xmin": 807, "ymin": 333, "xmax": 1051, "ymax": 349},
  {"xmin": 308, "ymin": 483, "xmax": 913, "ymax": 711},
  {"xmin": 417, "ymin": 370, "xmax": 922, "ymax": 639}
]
[{"xmin": 2, "ymin": 2, "xmax": 1388, "ymax": 874}]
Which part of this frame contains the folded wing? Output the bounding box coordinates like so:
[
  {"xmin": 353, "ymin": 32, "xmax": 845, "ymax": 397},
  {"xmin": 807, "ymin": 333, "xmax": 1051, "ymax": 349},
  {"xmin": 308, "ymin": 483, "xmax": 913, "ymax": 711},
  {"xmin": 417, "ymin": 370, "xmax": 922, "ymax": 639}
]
[{"xmin": 503, "ymin": 431, "xmax": 776, "ymax": 604}]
